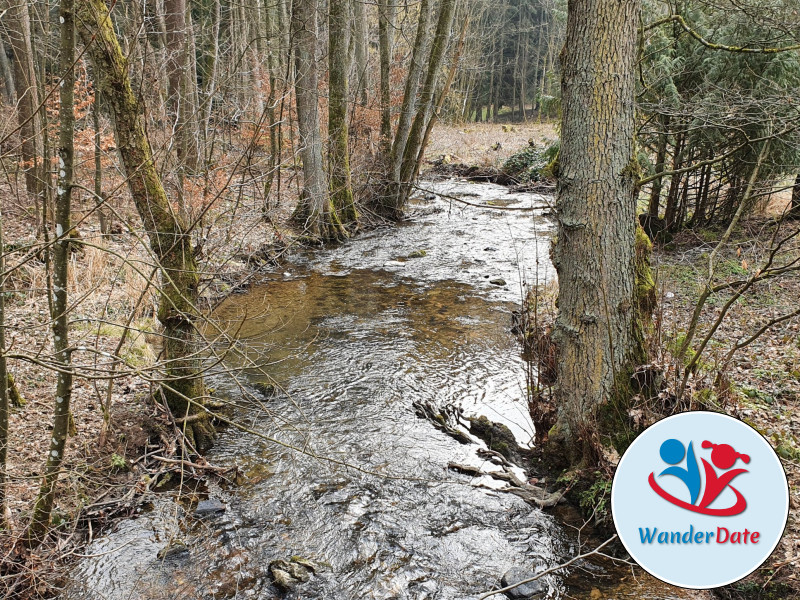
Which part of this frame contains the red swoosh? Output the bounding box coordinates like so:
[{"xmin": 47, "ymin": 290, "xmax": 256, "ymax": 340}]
[{"xmin": 648, "ymin": 472, "xmax": 747, "ymax": 516}]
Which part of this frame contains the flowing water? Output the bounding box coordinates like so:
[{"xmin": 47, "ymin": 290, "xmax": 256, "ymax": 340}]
[{"xmin": 66, "ymin": 181, "xmax": 704, "ymax": 600}]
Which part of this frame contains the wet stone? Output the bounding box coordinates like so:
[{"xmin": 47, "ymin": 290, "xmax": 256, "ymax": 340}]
[
  {"xmin": 195, "ymin": 498, "xmax": 226, "ymax": 516},
  {"xmin": 500, "ymin": 568, "xmax": 547, "ymax": 599},
  {"xmin": 253, "ymin": 382, "xmax": 276, "ymax": 397}
]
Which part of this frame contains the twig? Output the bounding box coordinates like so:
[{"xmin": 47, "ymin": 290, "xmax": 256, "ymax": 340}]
[{"xmin": 477, "ymin": 535, "xmax": 618, "ymax": 599}]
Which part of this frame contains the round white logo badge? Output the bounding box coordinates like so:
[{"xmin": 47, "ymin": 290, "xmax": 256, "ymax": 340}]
[{"xmin": 611, "ymin": 411, "xmax": 789, "ymax": 588}]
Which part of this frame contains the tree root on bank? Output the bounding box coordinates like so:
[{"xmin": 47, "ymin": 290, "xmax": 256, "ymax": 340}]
[{"xmin": 447, "ymin": 461, "xmax": 566, "ymax": 509}]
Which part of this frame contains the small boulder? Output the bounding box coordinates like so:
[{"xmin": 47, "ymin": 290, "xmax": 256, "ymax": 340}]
[
  {"xmin": 253, "ymin": 382, "xmax": 276, "ymax": 397},
  {"xmin": 500, "ymin": 568, "xmax": 547, "ymax": 599},
  {"xmin": 195, "ymin": 498, "xmax": 226, "ymax": 516},
  {"xmin": 489, "ymin": 278, "xmax": 507, "ymax": 286}
]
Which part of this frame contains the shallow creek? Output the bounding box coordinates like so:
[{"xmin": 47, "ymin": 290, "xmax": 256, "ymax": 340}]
[{"xmin": 67, "ymin": 181, "xmax": 705, "ymax": 600}]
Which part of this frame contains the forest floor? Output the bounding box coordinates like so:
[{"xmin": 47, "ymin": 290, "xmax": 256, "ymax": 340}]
[{"xmin": 1, "ymin": 120, "xmax": 798, "ymax": 597}]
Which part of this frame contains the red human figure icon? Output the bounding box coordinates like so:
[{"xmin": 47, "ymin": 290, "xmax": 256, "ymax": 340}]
[{"xmin": 698, "ymin": 441, "xmax": 750, "ymax": 509}]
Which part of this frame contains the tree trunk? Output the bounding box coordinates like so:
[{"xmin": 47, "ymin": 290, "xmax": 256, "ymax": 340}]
[
  {"xmin": 352, "ymin": 0, "xmax": 369, "ymax": 105},
  {"xmin": 77, "ymin": 0, "xmax": 215, "ymax": 453},
  {"xmin": 0, "ymin": 206, "xmax": 7, "ymax": 527},
  {"xmin": 378, "ymin": 0, "xmax": 395, "ymax": 148},
  {"xmin": 551, "ymin": 0, "xmax": 642, "ymax": 464},
  {"xmin": 647, "ymin": 115, "xmax": 670, "ymax": 217},
  {"xmin": 290, "ymin": 0, "xmax": 345, "ymax": 239},
  {"xmin": 790, "ymin": 174, "xmax": 800, "ymax": 218},
  {"xmin": 164, "ymin": 0, "xmax": 199, "ymax": 172},
  {"xmin": 394, "ymin": 0, "xmax": 457, "ymax": 212},
  {"xmin": 0, "ymin": 35, "xmax": 14, "ymax": 103},
  {"xmin": 389, "ymin": 0, "xmax": 432, "ymax": 184},
  {"xmin": 329, "ymin": 0, "xmax": 358, "ymax": 227},
  {"xmin": 3, "ymin": 0, "xmax": 42, "ymax": 196},
  {"xmin": 27, "ymin": 0, "xmax": 75, "ymax": 545}
]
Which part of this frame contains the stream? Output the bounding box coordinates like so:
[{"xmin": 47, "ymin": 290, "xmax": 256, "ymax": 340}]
[{"xmin": 66, "ymin": 181, "xmax": 702, "ymax": 600}]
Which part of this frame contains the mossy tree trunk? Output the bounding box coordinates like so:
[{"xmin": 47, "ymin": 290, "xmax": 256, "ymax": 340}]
[
  {"xmin": 290, "ymin": 0, "xmax": 347, "ymax": 240},
  {"xmin": 328, "ymin": 0, "xmax": 358, "ymax": 227},
  {"xmin": 551, "ymin": 0, "xmax": 642, "ymax": 465},
  {"xmin": 27, "ymin": 0, "xmax": 76, "ymax": 546},
  {"xmin": 77, "ymin": 0, "xmax": 214, "ymax": 453}
]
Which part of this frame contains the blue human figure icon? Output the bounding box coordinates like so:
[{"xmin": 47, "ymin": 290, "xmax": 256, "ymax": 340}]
[{"xmin": 658, "ymin": 438, "xmax": 701, "ymax": 505}]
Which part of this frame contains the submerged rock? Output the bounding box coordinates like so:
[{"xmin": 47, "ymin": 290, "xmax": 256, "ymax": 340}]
[
  {"xmin": 500, "ymin": 567, "xmax": 547, "ymax": 599},
  {"xmin": 253, "ymin": 382, "xmax": 276, "ymax": 398},
  {"xmin": 269, "ymin": 556, "xmax": 318, "ymax": 591},
  {"xmin": 468, "ymin": 415, "xmax": 518, "ymax": 460}
]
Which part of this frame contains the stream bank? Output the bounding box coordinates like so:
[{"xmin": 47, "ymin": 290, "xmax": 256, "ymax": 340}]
[{"xmin": 65, "ymin": 181, "xmax": 710, "ymax": 600}]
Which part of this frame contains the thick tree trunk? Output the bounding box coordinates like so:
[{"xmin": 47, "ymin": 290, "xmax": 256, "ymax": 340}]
[
  {"xmin": 551, "ymin": 0, "xmax": 642, "ymax": 464},
  {"xmin": 290, "ymin": 0, "xmax": 345, "ymax": 239},
  {"xmin": 3, "ymin": 0, "xmax": 42, "ymax": 196},
  {"xmin": 329, "ymin": 0, "xmax": 358, "ymax": 227},
  {"xmin": 27, "ymin": 0, "xmax": 75, "ymax": 545},
  {"xmin": 77, "ymin": 0, "xmax": 214, "ymax": 453}
]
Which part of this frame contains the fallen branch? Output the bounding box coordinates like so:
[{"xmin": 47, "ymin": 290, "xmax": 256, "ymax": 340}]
[
  {"xmin": 477, "ymin": 535, "xmax": 618, "ymax": 599},
  {"xmin": 447, "ymin": 462, "xmax": 565, "ymax": 509}
]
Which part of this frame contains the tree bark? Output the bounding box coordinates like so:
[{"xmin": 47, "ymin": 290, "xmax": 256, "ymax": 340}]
[
  {"xmin": 77, "ymin": 0, "xmax": 215, "ymax": 453},
  {"xmin": 329, "ymin": 0, "xmax": 358, "ymax": 227},
  {"xmin": 378, "ymin": 0, "xmax": 395, "ymax": 148},
  {"xmin": 290, "ymin": 0, "xmax": 345, "ymax": 239},
  {"xmin": 551, "ymin": 0, "xmax": 642, "ymax": 464},
  {"xmin": 3, "ymin": 0, "xmax": 42, "ymax": 196}
]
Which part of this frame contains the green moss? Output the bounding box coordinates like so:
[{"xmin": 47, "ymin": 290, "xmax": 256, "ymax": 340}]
[
  {"xmin": 598, "ymin": 369, "xmax": 639, "ymax": 455},
  {"xmin": 578, "ymin": 472, "xmax": 612, "ymax": 518},
  {"xmin": 502, "ymin": 140, "xmax": 560, "ymax": 182},
  {"xmin": 468, "ymin": 415, "xmax": 517, "ymax": 460},
  {"xmin": 7, "ymin": 373, "xmax": 25, "ymax": 408},
  {"xmin": 634, "ymin": 225, "xmax": 657, "ymax": 317}
]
